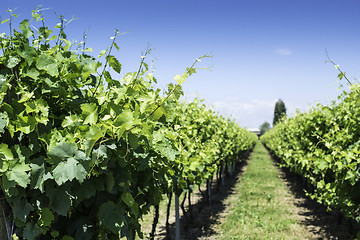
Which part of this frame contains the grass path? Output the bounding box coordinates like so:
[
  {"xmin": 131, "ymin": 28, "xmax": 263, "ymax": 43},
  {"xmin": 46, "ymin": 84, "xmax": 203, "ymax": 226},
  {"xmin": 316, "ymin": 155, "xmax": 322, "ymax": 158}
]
[
  {"xmin": 136, "ymin": 141, "xmax": 353, "ymax": 239},
  {"xmin": 217, "ymin": 142, "xmax": 318, "ymax": 239}
]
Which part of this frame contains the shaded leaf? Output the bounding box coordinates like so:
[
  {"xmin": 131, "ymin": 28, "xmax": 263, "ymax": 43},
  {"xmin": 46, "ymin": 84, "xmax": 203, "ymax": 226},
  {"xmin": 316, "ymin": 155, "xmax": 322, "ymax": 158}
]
[
  {"xmin": 38, "ymin": 208, "xmax": 54, "ymax": 227},
  {"xmin": 13, "ymin": 198, "xmax": 34, "ymax": 223},
  {"xmin": 98, "ymin": 201, "xmax": 124, "ymax": 233},
  {"xmin": 121, "ymin": 192, "xmax": 135, "ymax": 207},
  {"xmin": 23, "ymin": 222, "xmax": 42, "ymax": 240},
  {"xmin": 46, "ymin": 183, "xmax": 72, "ymax": 216}
]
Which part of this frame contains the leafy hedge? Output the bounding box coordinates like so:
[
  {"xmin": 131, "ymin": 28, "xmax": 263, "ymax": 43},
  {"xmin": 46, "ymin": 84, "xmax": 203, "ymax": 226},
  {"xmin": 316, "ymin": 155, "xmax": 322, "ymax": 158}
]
[{"xmin": 0, "ymin": 8, "xmax": 257, "ymax": 239}]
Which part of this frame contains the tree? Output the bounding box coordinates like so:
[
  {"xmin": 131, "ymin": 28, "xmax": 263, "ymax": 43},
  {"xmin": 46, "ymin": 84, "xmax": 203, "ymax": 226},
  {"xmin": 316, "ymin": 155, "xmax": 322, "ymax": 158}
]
[
  {"xmin": 273, "ymin": 99, "xmax": 286, "ymax": 126},
  {"xmin": 259, "ymin": 121, "xmax": 271, "ymax": 135}
]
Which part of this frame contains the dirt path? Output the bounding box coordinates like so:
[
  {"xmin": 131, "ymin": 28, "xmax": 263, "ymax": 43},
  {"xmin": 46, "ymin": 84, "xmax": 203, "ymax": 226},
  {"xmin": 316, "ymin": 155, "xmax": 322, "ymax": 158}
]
[{"xmin": 146, "ymin": 142, "xmax": 357, "ymax": 239}]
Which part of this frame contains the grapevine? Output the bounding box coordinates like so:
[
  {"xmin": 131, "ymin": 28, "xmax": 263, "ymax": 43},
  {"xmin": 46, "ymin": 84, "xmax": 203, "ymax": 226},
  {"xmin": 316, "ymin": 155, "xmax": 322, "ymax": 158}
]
[{"xmin": 0, "ymin": 8, "xmax": 257, "ymax": 240}]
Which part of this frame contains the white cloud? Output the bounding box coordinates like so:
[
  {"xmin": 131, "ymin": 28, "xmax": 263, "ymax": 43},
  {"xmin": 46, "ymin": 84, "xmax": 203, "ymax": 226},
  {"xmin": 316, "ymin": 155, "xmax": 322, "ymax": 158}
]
[
  {"xmin": 210, "ymin": 98, "xmax": 277, "ymax": 128},
  {"xmin": 275, "ymin": 48, "xmax": 293, "ymax": 56},
  {"xmin": 208, "ymin": 98, "xmax": 311, "ymax": 129}
]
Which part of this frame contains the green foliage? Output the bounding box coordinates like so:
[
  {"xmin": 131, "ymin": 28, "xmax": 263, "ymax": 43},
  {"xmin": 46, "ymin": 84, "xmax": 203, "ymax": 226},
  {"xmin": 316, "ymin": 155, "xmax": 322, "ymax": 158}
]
[
  {"xmin": 262, "ymin": 83, "xmax": 360, "ymax": 222},
  {"xmin": 272, "ymin": 99, "xmax": 286, "ymax": 126},
  {"xmin": 0, "ymin": 8, "xmax": 257, "ymax": 239}
]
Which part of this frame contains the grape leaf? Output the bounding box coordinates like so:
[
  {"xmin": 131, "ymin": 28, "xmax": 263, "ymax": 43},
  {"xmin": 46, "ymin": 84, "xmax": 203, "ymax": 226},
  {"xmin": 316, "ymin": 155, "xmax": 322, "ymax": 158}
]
[
  {"xmin": 53, "ymin": 157, "xmax": 87, "ymax": 185},
  {"xmin": 13, "ymin": 198, "xmax": 34, "ymax": 223},
  {"xmin": 5, "ymin": 162, "xmax": 31, "ymax": 188},
  {"xmin": 30, "ymin": 161, "xmax": 53, "ymax": 192},
  {"xmin": 7, "ymin": 55, "xmax": 20, "ymax": 68},
  {"xmin": 81, "ymin": 103, "xmax": 98, "ymax": 125},
  {"xmin": 48, "ymin": 141, "xmax": 77, "ymax": 164},
  {"xmin": 121, "ymin": 192, "xmax": 135, "ymax": 207},
  {"xmin": 23, "ymin": 222, "xmax": 42, "ymax": 240},
  {"xmin": 36, "ymin": 54, "xmax": 59, "ymax": 77},
  {"xmin": 98, "ymin": 201, "xmax": 124, "ymax": 233},
  {"xmin": 106, "ymin": 55, "xmax": 122, "ymax": 74},
  {"xmin": 38, "ymin": 208, "xmax": 55, "ymax": 227},
  {"xmin": 46, "ymin": 184, "xmax": 72, "ymax": 216}
]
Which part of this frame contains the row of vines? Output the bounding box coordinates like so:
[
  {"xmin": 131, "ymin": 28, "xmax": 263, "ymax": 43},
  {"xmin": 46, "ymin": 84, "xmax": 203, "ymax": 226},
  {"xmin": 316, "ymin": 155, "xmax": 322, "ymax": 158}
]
[
  {"xmin": 0, "ymin": 8, "xmax": 257, "ymax": 240},
  {"xmin": 261, "ymin": 80, "xmax": 360, "ymax": 230}
]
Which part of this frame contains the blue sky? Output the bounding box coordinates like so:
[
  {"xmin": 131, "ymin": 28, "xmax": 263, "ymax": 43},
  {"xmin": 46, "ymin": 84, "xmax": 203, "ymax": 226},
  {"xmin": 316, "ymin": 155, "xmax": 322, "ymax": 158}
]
[{"xmin": 1, "ymin": 0, "xmax": 360, "ymax": 129}]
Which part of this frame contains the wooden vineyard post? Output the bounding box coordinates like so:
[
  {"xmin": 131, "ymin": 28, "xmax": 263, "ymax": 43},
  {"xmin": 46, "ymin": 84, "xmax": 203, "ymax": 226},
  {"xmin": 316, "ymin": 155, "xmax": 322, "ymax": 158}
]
[
  {"xmin": 175, "ymin": 193, "xmax": 180, "ymax": 240},
  {"xmin": 174, "ymin": 170, "xmax": 180, "ymax": 240},
  {"xmin": 207, "ymin": 177, "xmax": 212, "ymax": 204},
  {"xmin": 0, "ymin": 200, "xmax": 9, "ymax": 240},
  {"xmin": 228, "ymin": 161, "xmax": 234, "ymax": 176},
  {"xmin": 221, "ymin": 162, "xmax": 226, "ymax": 186}
]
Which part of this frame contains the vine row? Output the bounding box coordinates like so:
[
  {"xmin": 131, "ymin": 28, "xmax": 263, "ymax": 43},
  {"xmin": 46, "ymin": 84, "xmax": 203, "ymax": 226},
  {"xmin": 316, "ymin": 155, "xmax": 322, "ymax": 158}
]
[{"xmin": 0, "ymin": 8, "xmax": 257, "ymax": 240}]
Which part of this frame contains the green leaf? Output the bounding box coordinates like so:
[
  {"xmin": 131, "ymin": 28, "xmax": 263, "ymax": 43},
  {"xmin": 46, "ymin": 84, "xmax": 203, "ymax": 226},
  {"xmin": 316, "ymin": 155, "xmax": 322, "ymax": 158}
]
[
  {"xmin": 19, "ymin": 91, "xmax": 34, "ymax": 103},
  {"xmin": 30, "ymin": 161, "xmax": 53, "ymax": 192},
  {"xmin": 25, "ymin": 99, "xmax": 49, "ymax": 116},
  {"xmin": 53, "ymin": 157, "xmax": 87, "ymax": 185},
  {"xmin": 81, "ymin": 103, "xmax": 98, "ymax": 125},
  {"xmin": 7, "ymin": 56, "xmax": 21, "ymax": 68},
  {"xmin": 0, "ymin": 70, "xmax": 10, "ymax": 91},
  {"xmin": 317, "ymin": 159, "xmax": 328, "ymax": 170},
  {"xmin": 113, "ymin": 42, "xmax": 120, "ymax": 51},
  {"xmin": 189, "ymin": 161, "xmax": 199, "ymax": 171},
  {"xmin": 128, "ymin": 133, "xmax": 138, "ymax": 149},
  {"xmin": 84, "ymin": 125, "xmax": 105, "ymax": 157},
  {"xmin": 153, "ymin": 141, "xmax": 178, "ymax": 161},
  {"xmin": 5, "ymin": 163, "xmax": 31, "ymax": 188},
  {"xmin": 97, "ymin": 49, "xmax": 107, "ymax": 58},
  {"xmin": 98, "ymin": 201, "xmax": 124, "ymax": 233},
  {"xmin": 48, "ymin": 141, "xmax": 77, "ymax": 163},
  {"xmin": 13, "ymin": 198, "xmax": 34, "ymax": 223},
  {"xmin": 14, "ymin": 144, "xmax": 32, "ymax": 163},
  {"xmin": 20, "ymin": 44, "xmax": 37, "ymax": 65},
  {"xmin": 36, "ymin": 54, "xmax": 59, "ymax": 77},
  {"xmin": 345, "ymin": 170, "xmax": 356, "ymax": 186},
  {"xmin": 0, "ymin": 143, "xmax": 13, "ymax": 161},
  {"xmin": 24, "ymin": 68, "xmax": 40, "ymax": 79},
  {"xmin": 19, "ymin": 19, "xmax": 33, "ymax": 38},
  {"xmin": 46, "ymin": 183, "xmax": 72, "ymax": 216},
  {"xmin": 150, "ymin": 106, "xmax": 167, "ymax": 121},
  {"xmin": 121, "ymin": 192, "xmax": 135, "ymax": 207},
  {"xmin": 96, "ymin": 92, "xmax": 107, "ymax": 105},
  {"xmin": 106, "ymin": 55, "xmax": 122, "ymax": 74},
  {"xmin": 38, "ymin": 208, "xmax": 55, "ymax": 227},
  {"xmin": 0, "ymin": 112, "xmax": 9, "ymax": 134},
  {"xmin": 113, "ymin": 110, "xmax": 133, "ymax": 127},
  {"xmin": 62, "ymin": 115, "xmax": 82, "ymax": 128},
  {"xmin": 16, "ymin": 115, "xmax": 36, "ymax": 134},
  {"xmin": 23, "ymin": 222, "xmax": 42, "ymax": 240},
  {"xmin": 174, "ymin": 72, "xmax": 188, "ymax": 85},
  {"xmin": 187, "ymin": 67, "xmax": 196, "ymax": 76}
]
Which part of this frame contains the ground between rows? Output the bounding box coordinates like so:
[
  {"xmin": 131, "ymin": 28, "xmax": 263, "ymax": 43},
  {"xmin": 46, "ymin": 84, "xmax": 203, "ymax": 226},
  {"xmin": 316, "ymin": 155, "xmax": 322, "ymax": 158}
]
[{"xmin": 141, "ymin": 142, "xmax": 356, "ymax": 239}]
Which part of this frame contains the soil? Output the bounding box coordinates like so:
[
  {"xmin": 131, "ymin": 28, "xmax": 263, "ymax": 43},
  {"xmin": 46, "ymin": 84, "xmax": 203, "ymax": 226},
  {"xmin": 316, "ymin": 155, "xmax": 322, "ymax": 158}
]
[{"xmin": 149, "ymin": 149, "xmax": 358, "ymax": 240}]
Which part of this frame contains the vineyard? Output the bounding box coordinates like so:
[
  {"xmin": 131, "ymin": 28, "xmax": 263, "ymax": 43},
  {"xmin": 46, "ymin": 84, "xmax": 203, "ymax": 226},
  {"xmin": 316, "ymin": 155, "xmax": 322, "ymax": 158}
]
[
  {"xmin": 261, "ymin": 82, "xmax": 360, "ymax": 237},
  {"xmin": 1, "ymin": 6, "xmax": 360, "ymax": 240},
  {"xmin": 0, "ymin": 8, "xmax": 258, "ymax": 240}
]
